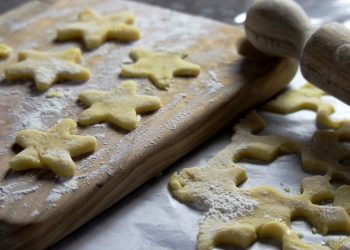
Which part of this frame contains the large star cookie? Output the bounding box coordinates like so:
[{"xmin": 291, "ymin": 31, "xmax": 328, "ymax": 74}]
[
  {"xmin": 78, "ymin": 81, "xmax": 161, "ymax": 130},
  {"xmin": 56, "ymin": 8, "xmax": 141, "ymax": 49},
  {"xmin": 120, "ymin": 48, "xmax": 201, "ymax": 89},
  {"xmin": 10, "ymin": 119, "xmax": 97, "ymax": 177},
  {"xmin": 0, "ymin": 44, "xmax": 11, "ymax": 59},
  {"xmin": 5, "ymin": 48, "xmax": 90, "ymax": 91}
]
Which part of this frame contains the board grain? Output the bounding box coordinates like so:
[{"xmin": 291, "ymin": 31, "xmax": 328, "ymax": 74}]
[{"xmin": 0, "ymin": 0, "xmax": 297, "ymax": 249}]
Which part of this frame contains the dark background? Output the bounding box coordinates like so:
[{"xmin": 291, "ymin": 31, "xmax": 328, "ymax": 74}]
[{"xmin": 1, "ymin": 0, "xmax": 350, "ymax": 25}]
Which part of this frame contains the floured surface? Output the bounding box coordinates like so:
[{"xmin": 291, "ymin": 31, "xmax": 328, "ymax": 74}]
[
  {"xmin": 0, "ymin": 0, "xmax": 226, "ymax": 216},
  {"xmin": 0, "ymin": 0, "xmax": 297, "ymax": 249}
]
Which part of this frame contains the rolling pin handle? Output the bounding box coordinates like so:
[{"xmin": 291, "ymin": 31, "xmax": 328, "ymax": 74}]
[{"xmin": 301, "ymin": 22, "xmax": 350, "ymax": 104}]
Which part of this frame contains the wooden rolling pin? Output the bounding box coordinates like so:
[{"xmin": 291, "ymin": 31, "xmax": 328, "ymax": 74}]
[{"xmin": 245, "ymin": 0, "xmax": 350, "ymax": 104}]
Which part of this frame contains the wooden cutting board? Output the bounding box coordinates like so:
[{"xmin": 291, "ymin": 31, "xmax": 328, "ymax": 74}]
[{"xmin": 0, "ymin": 0, "xmax": 297, "ymax": 249}]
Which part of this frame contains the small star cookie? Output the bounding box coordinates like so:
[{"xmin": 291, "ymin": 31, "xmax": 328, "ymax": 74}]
[
  {"xmin": 5, "ymin": 48, "xmax": 90, "ymax": 91},
  {"xmin": 78, "ymin": 81, "xmax": 161, "ymax": 130},
  {"xmin": 120, "ymin": 48, "xmax": 201, "ymax": 89},
  {"xmin": 263, "ymin": 83, "xmax": 350, "ymax": 129},
  {"xmin": 0, "ymin": 44, "xmax": 11, "ymax": 59},
  {"xmin": 56, "ymin": 8, "xmax": 141, "ymax": 49},
  {"xmin": 10, "ymin": 119, "xmax": 97, "ymax": 177}
]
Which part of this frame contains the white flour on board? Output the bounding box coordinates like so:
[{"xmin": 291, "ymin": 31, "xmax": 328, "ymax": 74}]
[
  {"xmin": 46, "ymin": 164, "xmax": 113, "ymax": 207},
  {"xmin": 206, "ymin": 70, "xmax": 224, "ymax": 94},
  {"xmin": 0, "ymin": 181, "xmax": 41, "ymax": 208},
  {"xmin": 31, "ymin": 210, "xmax": 40, "ymax": 217},
  {"xmin": 0, "ymin": 0, "xmax": 227, "ymax": 214}
]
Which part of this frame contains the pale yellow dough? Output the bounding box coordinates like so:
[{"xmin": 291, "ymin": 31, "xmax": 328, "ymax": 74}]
[
  {"xmin": 56, "ymin": 8, "xmax": 140, "ymax": 49},
  {"xmin": 169, "ymin": 83, "xmax": 350, "ymax": 250},
  {"xmin": 264, "ymin": 83, "xmax": 350, "ymax": 129},
  {"xmin": 120, "ymin": 48, "xmax": 201, "ymax": 89},
  {"xmin": 10, "ymin": 119, "xmax": 97, "ymax": 177},
  {"xmin": 5, "ymin": 48, "xmax": 90, "ymax": 91},
  {"xmin": 0, "ymin": 44, "xmax": 11, "ymax": 58},
  {"xmin": 78, "ymin": 81, "xmax": 161, "ymax": 130}
]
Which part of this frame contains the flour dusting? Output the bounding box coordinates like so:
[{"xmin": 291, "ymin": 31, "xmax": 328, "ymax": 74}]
[
  {"xmin": 193, "ymin": 183, "xmax": 259, "ymax": 223},
  {"xmin": 0, "ymin": 0, "xmax": 223, "ymax": 213},
  {"xmin": 46, "ymin": 177, "xmax": 79, "ymax": 207},
  {"xmin": 206, "ymin": 70, "xmax": 224, "ymax": 94},
  {"xmin": 0, "ymin": 181, "xmax": 41, "ymax": 207},
  {"xmin": 31, "ymin": 210, "xmax": 40, "ymax": 217},
  {"xmin": 46, "ymin": 164, "xmax": 113, "ymax": 207}
]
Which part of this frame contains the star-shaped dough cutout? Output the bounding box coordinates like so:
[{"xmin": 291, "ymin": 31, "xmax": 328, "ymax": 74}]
[
  {"xmin": 78, "ymin": 81, "xmax": 161, "ymax": 130},
  {"xmin": 264, "ymin": 83, "xmax": 350, "ymax": 129},
  {"xmin": 0, "ymin": 44, "xmax": 11, "ymax": 59},
  {"xmin": 56, "ymin": 8, "xmax": 141, "ymax": 49},
  {"xmin": 120, "ymin": 48, "xmax": 201, "ymax": 89},
  {"xmin": 10, "ymin": 119, "xmax": 97, "ymax": 177},
  {"xmin": 5, "ymin": 48, "xmax": 90, "ymax": 91}
]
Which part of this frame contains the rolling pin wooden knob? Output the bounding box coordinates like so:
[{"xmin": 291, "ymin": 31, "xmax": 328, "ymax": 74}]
[{"xmin": 245, "ymin": 0, "xmax": 350, "ymax": 104}]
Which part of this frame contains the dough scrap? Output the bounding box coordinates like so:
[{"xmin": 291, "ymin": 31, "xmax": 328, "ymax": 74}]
[
  {"xmin": 334, "ymin": 185, "xmax": 350, "ymax": 214},
  {"xmin": 56, "ymin": 8, "xmax": 140, "ymax": 49},
  {"xmin": 264, "ymin": 83, "xmax": 350, "ymax": 129},
  {"xmin": 10, "ymin": 119, "xmax": 97, "ymax": 177},
  {"xmin": 0, "ymin": 44, "xmax": 11, "ymax": 58},
  {"xmin": 169, "ymin": 112, "xmax": 350, "ymax": 250},
  {"xmin": 78, "ymin": 81, "xmax": 161, "ymax": 130},
  {"xmin": 120, "ymin": 48, "xmax": 201, "ymax": 89},
  {"xmin": 264, "ymin": 84, "xmax": 350, "ymax": 183},
  {"xmin": 301, "ymin": 128, "xmax": 350, "ymax": 181},
  {"xmin": 170, "ymin": 107, "xmax": 350, "ymax": 250},
  {"xmin": 5, "ymin": 48, "xmax": 90, "ymax": 91}
]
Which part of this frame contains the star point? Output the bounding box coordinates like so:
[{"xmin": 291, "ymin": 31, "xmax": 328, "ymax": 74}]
[
  {"xmin": 120, "ymin": 48, "xmax": 201, "ymax": 89},
  {"xmin": 78, "ymin": 81, "xmax": 161, "ymax": 130},
  {"xmin": 0, "ymin": 44, "xmax": 11, "ymax": 59},
  {"xmin": 10, "ymin": 119, "xmax": 97, "ymax": 177},
  {"xmin": 56, "ymin": 8, "xmax": 141, "ymax": 49},
  {"xmin": 5, "ymin": 48, "xmax": 90, "ymax": 91}
]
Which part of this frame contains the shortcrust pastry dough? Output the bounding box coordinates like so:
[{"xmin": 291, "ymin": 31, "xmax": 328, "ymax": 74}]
[
  {"xmin": 264, "ymin": 83, "xmax": 349, "ymax": 129},
  {"xmin": 120, "ymin": 48, "xmax": 201, "ymax": 89},
  {"xmin": 10, "ymin": 119, "xmax": 96, "ymax": 177},
  {"xmin": 0, "ymin": 44, "xmax": 11, "ymax": 58},
  {"xmin": 78, "ymin": 81, "xmax": 161, "ymax": 130},
  {"xmin": 56, "ymin": 8, "xmax": 140, "ymax": 49},
  {"xmin": 170, "ymin": 84, "xmax": 350, "ymax": 249},
  {"xmin": 5, "ymin": 48, "xmax": 90, "ymax": 91}
]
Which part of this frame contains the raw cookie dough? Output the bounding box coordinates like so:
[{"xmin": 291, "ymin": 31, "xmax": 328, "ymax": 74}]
[
  {"xmin": 120, "ymin": 48, "xmax": 201, "ymax": 89},
  {"xmin": 56, "ymin": 8, "xmax": 140, "ymax": 49},
  {"xmin": 78, "ymin": 81, "xmax": 161, "ymax": 130},
  {"xmin": 0, "ymin": 44, "xmax": 11, "ymax": 58},
  {"xmin": 264, "ymin": 83, "xmax": 349, "ymax": 129},
  {"xmin": 5, "ymin": 48, "xmax": 90, "ymax": 91},
  {"xmin": 264, "ymin": 84, "xmax": 350, "ymax": 219},
  {"xmin": 10, "ymin": 119, "xmax": 97, "ymax": 177},
  {"xmin": 169, "ymin": 112, "xmax": 350, "ymax": 250},
  {"xmin": 170, "ymin": 82, "xmax": 350, "ymax": 250}
]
